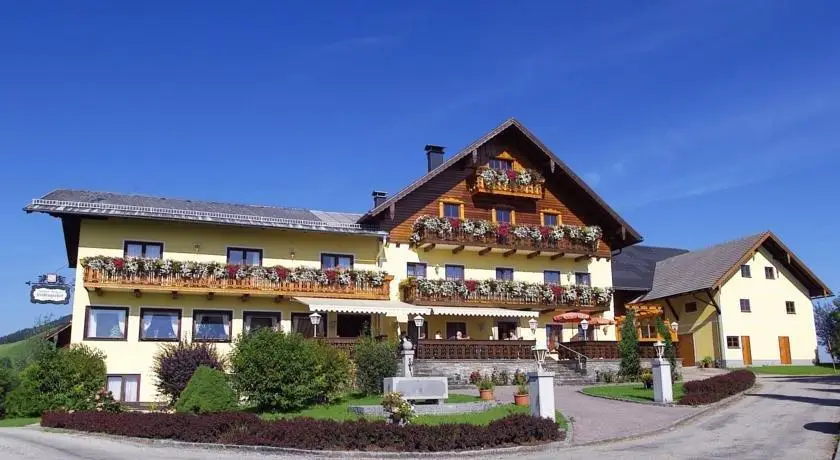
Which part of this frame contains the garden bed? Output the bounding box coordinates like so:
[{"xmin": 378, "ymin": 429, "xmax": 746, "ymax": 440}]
[
  {"xmin": 262, "ymin": 393, "xmax": 481, "ymax": 422},
  {"xmin": 41, "ymin": 411, "xmax": 564, "ymax": 452}
]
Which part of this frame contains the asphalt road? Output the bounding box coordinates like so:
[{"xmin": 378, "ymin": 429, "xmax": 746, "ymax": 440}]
[{"xmin": 0, "ymin": 375, "xmax": 837, "ymax": 460}]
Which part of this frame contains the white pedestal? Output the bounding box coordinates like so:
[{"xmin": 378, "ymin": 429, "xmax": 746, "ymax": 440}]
[
  {"xmin": 400, "ymin": 348, "xmax": 414, "ymax": 377},
  {"xmin": 652, "ymin": 358, "xmax": 673, "ymax": 403},
  {"xmin": 527, "ymin": 371, "xmax": 556, "ymax": 421}
]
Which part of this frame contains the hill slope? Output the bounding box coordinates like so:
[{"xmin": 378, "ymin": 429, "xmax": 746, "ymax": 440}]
[{"xmin": 0, "ymin": 314, "xmax": 72, "ymax": 345}]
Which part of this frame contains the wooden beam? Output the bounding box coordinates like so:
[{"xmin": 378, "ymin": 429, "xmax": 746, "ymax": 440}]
[
  {"xmin": 526, "ymin": 251, "xmax": 540, "ymax": 259},
  {"xmin": 471, "ymin": 149, "xmax": 478, "ymax": 164},
  {"xmin": 664, "ymin": 298, "xmax": 680, "ymax": 321},
  {"xmin": 240, "ymin": 294, "xmax": 250, "ymax": 302},
  {"xmin": 503, "ymin": 248, "xmax": 517, "ymax": 258},
  {"xmin": 133, "ymin": 289, "xmax": 142, "ymax": 298},
  {"xmin": 478, "ymin": 247, "xmax": 492, "ymax": 256},
  {"xmin": 389, "ymin": 203, "xmax": 395, "ymax": 220},
  {"xmin": 273, "ymin": 295, "xmax": 283, "ymax": 303},
  {"xmin": 423, "ymin": 243, "xmax": 436, "ymax": 252},
  {"xmin": 94, "ymin": 287, "xmax": 104, "ymax": 297},
  {"xmin": 786, "ymin": 252, "xmax": 791, "ymax": 264},
  {"xmin": 550, "ymin": 160, "xmax": 555, "ymax": 173},
  {"xmin": 550, "ymin": 252, "xmax": 566, "ymax": 260},
  {"xmin": 171, "ymin": 291, "xmax": 180, "ymax": 299},
  {"xmin": 704, "ymin": 289, "xmax": 722, "ymax": 315},
  {"xmin": 621, "ymin": 226, "xmax": 627, "ymax": 241},
  {"xmin": 452, "ymin": 245, "xmax": 465, "ymax": 254},
  {"xmin": 574, "ymin": 255, "xmax": 589, "ymax": 262},
  {"xmin": 206, "ymin": 292, "xmax": 215, "ymax": 301}
]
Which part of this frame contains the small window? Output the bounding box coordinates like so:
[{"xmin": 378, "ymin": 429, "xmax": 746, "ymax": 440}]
[
  {"xmin": 321, "ymin": 253, "xmax": 354, "ymax": 269},
  {"xmin": 785, "ymin": 301, "xmax": 796, "ymax": 314},
  {"xmin": 106, "ymin": 375, "xmax": 140, "ymax": 403},
  {"xmin": 542, "ymin": 213, "xmax": 559, "ymax": 227},
  {"xmin": 740, "ymin": 265, "xmax": 751, "ymax": 278},
  {"xmin": 124, "ymin": 241, "xmax": 163, "ymax": 259},
  {"xmin": 488, "ymin": 158, "xmax": 513, "ymax": 170},
  {"xmin": 140, "ymin": 308, "xmax": 181, "ymax": 341},
  {"xmin": 227, "ymin": 247, "xmax": 262, "ymax": 266},
  {"xmin": 244, "ymin": 311, "xmax": 281, "ymax": 333},
  {"xmin": 406, "ymin": 262, "xmax": 427, "ymax": 278},
  {"xmin": 685, "ymin": 302, "xmax": 698, "ymax": 313},
  {"xmin": 726, "ymin": 336, "xmax": 740, "ymax": 349},
  {"xmin": 575, "ymin": 272, "xmax": 591, "ymax": 286},
  {"xmin": 193, "ymin": 310, "xmax": 233, "ymax": 342},
  {"xmin": 442, "ymin": 203, "xmax": 461, "ymax": 219},
  {"xmin": 446, "ymin": 322, "xmax": 468, "ymax": 339},
  {"xmin": 740, "ymin": 299, "xmax": 751, "ymax": 313},
  {"xmin": 496, "ymin": 268, "xmax": 514, "ymax": 281},
  {"xmin": 544, "ymin": 270, "xmax": 561, "ymax": 285},
  {"xmin": 495, "ymin": 208, "xmax": 512, "ymax": 223},
  {"xmin": 85, "ymin": 306, "xmax": 128, "ymax": 340},
  {"xmin": 765, "ymin": 266, "xmax": 776, "ymax": 280},
  {"xmin": 445, "ymin": 264, "xmax": 465, "ymax": 281},
  {"xmin": 291, "ymin": 312, "xmax": 326, "ymax": 338}
]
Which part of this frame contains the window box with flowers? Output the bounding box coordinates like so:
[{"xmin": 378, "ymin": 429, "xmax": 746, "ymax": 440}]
[{"xmin": 469, "ymin": 166, "xmax": 545, "ymax": 198}]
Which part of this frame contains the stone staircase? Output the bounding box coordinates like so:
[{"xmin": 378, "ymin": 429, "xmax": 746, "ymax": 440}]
[{"xmin": 545, "ymin": 359, "xmax": 597, "ymax": 385}]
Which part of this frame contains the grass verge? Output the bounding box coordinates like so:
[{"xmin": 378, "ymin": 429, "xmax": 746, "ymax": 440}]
[
  {"xmin": 582, "ymin": 383, "xmax": 685, "ymax": 403},
  {"xmin": 0, "ymin": 417, "xmax": 40, "ymax": 428},
  {"xmin": 749, "ymin": 364, "xmax": 838, "ymax": 375}
]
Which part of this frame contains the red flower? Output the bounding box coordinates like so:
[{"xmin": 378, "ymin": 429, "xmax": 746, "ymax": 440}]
[
  {"xmin": 497, "ymin": 223, "xmax": 510, "ymax": 239},
  {"xmin": 325, "ymin": 269, "xmax": 338, "ymax": 284},
  {"xmin": 550, "ymin": 285, "xmax": 564, "ymax": 297},
  {"xmin": 112, "ymin": 258, "xmax": 125, "ymax": 270},
  {"xmin": 275, "ymin": 266, "xmax": 289, "ymax": 281},
  {"xmin": 505, "ymin": 169, "xmax": 518, "ymax": 181},
  {"xmin": 226, "ymin": 264, "xmax": 240, "ymax": 278},
  {"xmin": 465, "ymin": 280, "xmax": 478, "ymax": 292},
  {"xmin": 539, "ymin": 226, "xmax": 552, "ymax": 239},
  {"xmin": 448, "ymin": 218, "xmax": 461, "ymax": 230}
]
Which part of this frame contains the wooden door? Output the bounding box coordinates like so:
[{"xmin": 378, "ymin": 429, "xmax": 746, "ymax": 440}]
[
  {"xmin": 779, "ymin": 336, "xmax": 792, "ymax": 364},
  {"xmin": 678, "ymin": 334, "xmax": 695, "ymax": 366},
  {"xmin": 741, "ymin": 336, "xmax": 752, "ymax": 366}
]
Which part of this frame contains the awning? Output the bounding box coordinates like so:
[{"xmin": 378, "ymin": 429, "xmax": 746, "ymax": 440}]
[
  {"xmin": 553, "ymin": 312, "xmax": 590, "ymax": 322},
  {"xmin": 428, "ymin": 306, "xmax": 539, "ymax": 318},
  {"xmin": 292, "ymin": 297, "xmax": 430, "ymax": 322},
  {"xmin": 588, "ymin": 317, "xmax": 615, "ymax": 326}
]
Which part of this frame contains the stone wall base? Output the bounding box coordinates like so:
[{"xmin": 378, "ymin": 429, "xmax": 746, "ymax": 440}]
[{"xmin": 413, "ymin": 359, "xmax": 535, "ymax": 386}]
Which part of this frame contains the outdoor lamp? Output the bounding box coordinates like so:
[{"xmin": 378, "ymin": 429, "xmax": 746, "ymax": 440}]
[
  {"xmin": 309, "ymin": 312, "xmax": 322, "ymax": 338},
  {"xmin": 580, "ymin": 318, "xmax": 589, "ymax": 341},
  {"xmin": 671, "ymin": 321, "xmax": 679, "ymax": 333},
  {"xmin": 653, "ymin": 340, "xmax": 665, "ymax": 360},
  {"xmin": 413, "ymin": 314, "xmax": 424, "ymax": 339},
  {"xmin": 528, "ymin": 317, "xmax": 538, "ymax": 335},
  {"xmin": 532, "ymin": 345, "xmax": 548, "ymax": 372}
]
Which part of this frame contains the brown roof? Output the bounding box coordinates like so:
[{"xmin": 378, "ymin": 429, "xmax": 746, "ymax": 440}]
[{"xmin": 358, "ymin": 118, "xmax": 643, "ymax": 248}]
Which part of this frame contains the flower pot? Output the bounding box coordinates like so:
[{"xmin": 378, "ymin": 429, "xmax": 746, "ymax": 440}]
[
  {"xmin": 479, "ymin": 389, "xmax": 494, "ymax": 401},
  {"xmin": 514, "ymin": 394, "xmax": 529, "ymax": 406}
]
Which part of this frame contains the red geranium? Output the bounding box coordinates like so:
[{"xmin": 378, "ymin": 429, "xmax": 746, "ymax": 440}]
[
  {"xmin": 505, "ymin": 169, "xmax": 518, "ymax": 182},
  {"xmin": 448, "ymin": 218, "xmax": 461, "ymax": 231},
  {"xmin": 497, "ymin": 223, "xmax": 510, "ymax": 239},
  {"xmin": 275, "ymin": 266, "xmax": 289, "ymax": 281},
  {"xmin": 550, "ymin": 285, "xmax": 564, "ymax": 297},
  {"xmin": 112, "ymin": 258, "xmax": 125, "ymax": 270},
  {"xmin": 539, "ymin": 226, "xmax": 552, "ymax": 239},
  {"xmin": 325, "ymin": 269, "xmax": 338, "ymax": 284},
  {"xmin": 465, "ymin": 280, "xmax": 478, "ymax": 292},
  {"xmin": 226, "ymin": 264, "xmax": 240, "ymax": 278}
]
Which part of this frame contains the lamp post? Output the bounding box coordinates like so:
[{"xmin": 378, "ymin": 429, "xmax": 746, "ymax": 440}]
[
  {"xmin": 309, "ymin": 312, "xmax": 321, "ymax": 338},
  {"xmin": 580, "ymin": 318, "xmax": 589, "ymax": 342},
  {"xmin": 651, "ymin": 339, "xmax": 672, "ymax": 403},
  {"xmin": 653, "ymin": 340, "xmax": 665, "ymax": 360},
  {"xmin": 528, "ymin": 344, "xmax": 555, "ymax": 421},
  {"xmin": 413, "ymin": 314, "xmax": 424, "ymax": 340},
  {"xmin": 671, "ymin": 321, "xmax": 678, "ymax": 336},
  {"xmin": 528, "ymin": 317, "xmax": 538, "ymax": 339},
  {"xmin": 531, "ymin": 345, "xmax": 547, "ymax": 372}
]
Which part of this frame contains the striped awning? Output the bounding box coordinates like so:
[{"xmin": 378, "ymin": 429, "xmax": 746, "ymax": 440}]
[
  {"xmin": 427, "ymin": 306, "xmax": 539, "ymax": 318},
  {"xmin": 292, "ymin": 297, "xmax": 430, "ymax": 322}
]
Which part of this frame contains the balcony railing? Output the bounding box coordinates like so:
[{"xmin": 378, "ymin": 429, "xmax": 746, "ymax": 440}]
[
  {"xmin": 401, "ymin": 279, "xmax": 612, "ymax": 310},
  {"xmin": 409, "ymin": 216, "xmax": 602, "ymax": 255},
  {"xmin": 81, "ymin": 259, "xmax": 392, "ymax": 300},
  {"xmin": 313, "ymin": 337, "xmax": 360, "ymax": 356},
  {"xmin": 468, "ymin": 166, "xmax": 544, "ymax": 199},
  {"xmin": 553, "ymin": 341, "xmax": 678, "ymax": 360},
  {"xmin": 416, "ymin": 339, "xmax": 536, "ymax": 360}
]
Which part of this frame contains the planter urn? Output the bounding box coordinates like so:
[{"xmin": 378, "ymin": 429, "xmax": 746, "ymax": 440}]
[
  {"xmin": 514, "ymin": 393, "xmax": 530, "ymax": 406},
  {"xmin": 479, "ymin": 389, "xmax": 494, "ymax": 401}
]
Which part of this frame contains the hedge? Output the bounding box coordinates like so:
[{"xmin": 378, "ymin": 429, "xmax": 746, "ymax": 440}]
[
  {"xmin": 41, "ymin": 411, "xmax": 561, "ymax": 451},
  {"xmin": 678, "ymin": 369, "xmax": 755, "ymax": 405}
]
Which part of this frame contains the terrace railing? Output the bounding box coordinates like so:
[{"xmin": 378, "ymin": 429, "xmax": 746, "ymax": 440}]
[
  {"xmin": 401, "ymin": 281, "xmax": 611, "ymax": 311},
  {"xmin": 553, "ymin": 341, "xmax": 678, "ymax": 360},
  {"xmin": 415, "ymin": 339, "xmax": 536, "ymax": 360}
]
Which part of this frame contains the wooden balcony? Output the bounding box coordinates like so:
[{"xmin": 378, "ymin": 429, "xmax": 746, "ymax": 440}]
[
  {"xmin": 416, "ymin": 339, "xmax": 536, "ymax": 360},
  {"xmin": 313, "ymin": 337, "xmax": 360, "ymax": 356},
  {"xmin": 468, "ymin": 166, "xmax": 544, "ymax": 199},
  {"xmin": 401, "ymin": 280, "xmax": 612, "ymax": 311},
  {"xmin": 83, "ymin": 267, "xmax": 393, "ymax": 300},
  {"xmin": 553, "ymin": 341, "xmax": 678, "ymax": 360}
]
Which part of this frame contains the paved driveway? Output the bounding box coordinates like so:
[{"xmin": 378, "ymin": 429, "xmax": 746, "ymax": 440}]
[{"xmin": 0, "ymin": 375, "xmax": 837, "ymax": 459}]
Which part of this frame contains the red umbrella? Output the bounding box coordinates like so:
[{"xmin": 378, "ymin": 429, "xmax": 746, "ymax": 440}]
[{"xmin": 552, "ymin": 312, "xmax": 590, "ymax": 322}]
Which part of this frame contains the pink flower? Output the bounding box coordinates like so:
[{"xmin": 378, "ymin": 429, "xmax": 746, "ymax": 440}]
[
  {"xmin": 550, "ymin": 285, "xmax": 564, "ymax": 297},
  {"xmin": 325, "ymin": 269, "xmax": 337, "ymax": 284},
  {"xmin": 465, "ymin": 280, "xmax": 478, "ymax": 292},
  {"xmin": 505, "ymin": 169, "xmax": 518, "ymax": 182},
  {"xmin": 539, "ymin": 226, "xmax": 551, "ymax": 239},
  {"xmin": 448, "ymin": 218, "xmax": 462, "ymax": 230},
  {"xmin": 275, "ymin": 266, "xmax": 289, "ymax": 281},
  {"xmin": 226, "ymin": 264, "xmax": 240, "ymax": 278},
  {"xmin": 497, "ymin": 223, "xmax": 510, "ymax": 239},
  {"xmin": 113, "ymin": 258, "xmax": 125, "ymax": 270}
]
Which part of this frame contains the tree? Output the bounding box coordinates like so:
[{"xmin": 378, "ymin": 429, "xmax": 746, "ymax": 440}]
[
  {"xmin": 618, "ymin": 309, "xmax": 641, "ymax": 381},
  {"xmin": 814, "ymin": 297, "xmax": 840, "ymax": 360},
  {"xmin": 152, "ymin": 341, "xmax": 226, "ymax": 405},
  {"xmin": 655, "ymin": 316, "xmax": 680, "ymax": 381}
]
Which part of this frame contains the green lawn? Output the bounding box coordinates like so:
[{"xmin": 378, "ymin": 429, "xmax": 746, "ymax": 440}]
[
  {"xmin": 0, "ymin": 341, "xmax": 25, "ymax": 360},
  {"xmin": 582, "ymin": 383, "xmax": 685, "ymax": 403},
  {"xmin": 749, "ymin": 364, "xmax": 838, "ymax": 375},
  {"xmin": 0, "ymin": 417, "xmax": 39, "ymax": 428}
]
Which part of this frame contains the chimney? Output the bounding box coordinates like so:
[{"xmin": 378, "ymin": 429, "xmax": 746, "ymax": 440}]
[
  {"xmin": 425, "ymin": 145, "xmax": 445, "ymax": 172},
  {"xmin": 372, "ymin": 190, "xmax": 388, "ymax": 208}
]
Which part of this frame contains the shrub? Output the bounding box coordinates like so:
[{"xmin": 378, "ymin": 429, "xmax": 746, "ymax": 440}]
[
  {"xmin": 4, "ymin": 344, "xmax": 106, "ymax": 417},
  {"xmin": 152, "ymin": 341, "xmax": 226, "ymax": 405},
  {"xmin": 512, "ymin": 369, "xmax": 527, "ymax": 386},
  {"xmin": 477, "ymin": 376, "xmax": 494, "ymax": 391},
  {"xmin": 353, "ymin": 337, "xmax": 397, "ymax": 395},
  {"xmin": 596, "ymin": 369, "xmax": 617, "ymax": 383},
  {"xmin": 312, "ymin": 341, "xmax": 353, "ymax": 404},
  {"xmin": 175, "ymin": 366, "xmax": 238, "ymax": 414},
  {"xmin": 469, "ymin": 370, "xmax": 483, "ymax": 385},
  {"xmin": 679, "ymin": 370, "xmax": 755, "ymax": 405},
  {"xmin": 229, "ymin": 329, "xmax": 320, "ymax": 412},
  {"xmin": 619, "ymin": 309, "xmax": 641, "ymax": 381},
  {"xmin": 640, "ymin": 369, "xmax": 653, "ymax": 389},
  {"xmin": 381, "ymin": 392, "xmax": 415, "ymax": 425},
  {"xmin": 41, "ymin": 411, "xmax": 561, "ymax": 451},
  {"xmin": 0, "ymin": 367, "xmax": 19, "ymax": 418}
]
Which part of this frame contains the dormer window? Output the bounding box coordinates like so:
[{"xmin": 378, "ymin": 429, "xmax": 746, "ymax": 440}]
[{"xmin": 489, "ymin": 158, "xmax": 513, "ymax": 170}]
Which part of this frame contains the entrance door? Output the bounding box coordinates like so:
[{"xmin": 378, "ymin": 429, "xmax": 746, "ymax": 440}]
[
  {"xmin": 778, "ymin": 336, "xmax": 792, "ymax": 364},
  {"xmin": 741, "ymin": 336, "xmax": 752, "ymax": 366},
  {"xmin": 677, "ymin": 334, "xmax": 695, "ymax": 366}
]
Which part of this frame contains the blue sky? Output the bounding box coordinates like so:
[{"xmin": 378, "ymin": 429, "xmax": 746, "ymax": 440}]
[{"xmin": 1, "ymin": 1, "xmax": 838, "ymax": 334}]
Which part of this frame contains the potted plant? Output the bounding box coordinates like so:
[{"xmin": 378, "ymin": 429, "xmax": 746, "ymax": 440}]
[
  {"xmin": 640, "ymin": 369, "xmax": 653, "ymax": 389},
  {"xmin": 477, "ymin": 376, "xmax": 495, "ymax": 400},
  {"xmin": 700, "ymin": 356, "xmax": 714, "ymax": 369},
  {"xmin": 514, "ymin": 382, "xmax": 530, "ymax": 406}
]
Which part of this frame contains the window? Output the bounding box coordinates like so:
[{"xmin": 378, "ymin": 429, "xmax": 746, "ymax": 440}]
[
  {"xmin": 139, "ymin": 308, "xmax": 181, "ymax": 341},
  {"xmin": 726, "ymin": 336, "xmax": 740, "ymax": 348},
  {"xmin": 639, "ymin": 319, "xmax": 656, "ymax": 339},
  {"xmin": 489, "ymin": 158, "xmax": 513, "ymax": 170},
  {"xmin": 227, "ymin": 247, "xmax": 262, "ymax": 266},
  {"xmin": 575, "ymin": 272, "xmax": 591, "ymax": 286},
  {"xmin": 495, "ymin": 208, "xmax": 512, "ymax": 223},
  {"xmin": 321, "ymin": 253, "xmax": 354, "ymax": 269},
  {"xmin": 85, "ymin": 306, "xmax": 128, "ymax": 340},
  {"xmin": 442, "ymin": 203, "xmax": 461, "ymax": 218},
  {"xmin": 106, "ymin": 375, "xmax": 140, "ymax": 403},
  {"xmin": 740, "ymin": 299, "xmax": 751, "ymax": 313},
  {"xmin": 496, "ymin": 267, "xmax": 514, "ymax": 281},
  {"xmin": 291, "ymin": 312, "xmax": 326, "ymax": 338},
  {"xmin": 542, "ymin": 213, "xmax": 559, "ymax": 227},
  {"xmin": 740, "ymin": 265, "xmax": 751, "ymax": 278},
  {"xmin": 244, "ymin": 311, "xmax": 281, "ymax": 333},
  {"xmin": 544, "ymin": 270, "xmax": 561, "ymax": 285},
  {"xmin": 446, "ymin": 322, "xmax": 468, "ymax": 339},
  {"xmin": 765, "ymin": 266, "xmax": 776, "ymax": 280},
  {"xmin": 445, "ymin": 264, "xmax": 465, "ymax": 280},
  {"xmin": 124, "ymin": 241, "xmax": 163, "ymax": 259},
  {"xmin": 406, "ymin": 262, "xmax": 427, "ymax": 278},
  {"xmin": 685, "ymin": 302, "xmax": 698, "ymax": 313},
  {"xmin": 192, "ymin": 310, "xmax": 232, "ymax": 342},
  {"xmin": 785, "ymin": 301, "xmax": 796, "ymax": 314}
]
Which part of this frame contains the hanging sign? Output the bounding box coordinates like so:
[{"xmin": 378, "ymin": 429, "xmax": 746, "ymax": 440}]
[{"xmin": 28, "ymin": 273, "xmax": 72, "ymax": 305}]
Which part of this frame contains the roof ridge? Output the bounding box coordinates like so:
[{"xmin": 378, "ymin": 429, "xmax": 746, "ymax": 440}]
[{"xmin": 656, "ymin": 232, "xmax": 767, "ymax": 266}]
